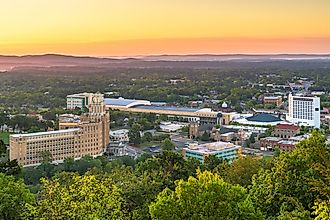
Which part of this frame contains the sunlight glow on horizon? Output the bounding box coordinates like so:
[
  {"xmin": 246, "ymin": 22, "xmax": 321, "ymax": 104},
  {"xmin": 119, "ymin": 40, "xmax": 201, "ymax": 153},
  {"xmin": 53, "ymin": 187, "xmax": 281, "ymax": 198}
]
[{"xmin": 1, "ymin": 0, "xmax": 330, "ymax": 55}]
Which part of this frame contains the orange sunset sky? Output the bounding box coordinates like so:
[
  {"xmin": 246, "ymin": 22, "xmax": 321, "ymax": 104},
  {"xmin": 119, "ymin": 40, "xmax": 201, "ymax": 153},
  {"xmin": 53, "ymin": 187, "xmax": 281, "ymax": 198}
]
[{"xmin": 1, "ymin": 0, "xmax": 330, "ymax": 56}]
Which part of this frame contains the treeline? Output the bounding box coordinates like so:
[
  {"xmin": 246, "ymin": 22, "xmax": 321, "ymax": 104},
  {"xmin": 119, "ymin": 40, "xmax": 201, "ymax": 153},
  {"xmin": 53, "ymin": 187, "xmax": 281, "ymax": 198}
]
[
  {"xmin": 0, "ymin": 131, "xmax": 330, "ymax": 219},
  {"xmin": 2, "ymin": 64, "xmax": 330, "ymax": 112}
]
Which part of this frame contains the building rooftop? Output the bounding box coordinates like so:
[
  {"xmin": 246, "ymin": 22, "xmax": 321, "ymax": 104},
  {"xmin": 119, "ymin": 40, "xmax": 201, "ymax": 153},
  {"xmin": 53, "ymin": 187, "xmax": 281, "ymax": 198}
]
[
  {"xmin": 198, "ymin": 124, "xmax": 214, "ymax": 132},
  {"xmin": 110, "ymin": 129, "xmax": 129, "ymax": 136},
  {"xmin": 184, "ymin": 141, "xmax": 241, "ymax": 154},
  {"xmin": 11, "ymin": 128, "xmax": 80, "ymax": 138},
  {"xmin": 105, "ymin": 97, "xmax": 151, "ymax": 108},
  {"xmin": 247, "ymin": 113, "xmax": 282, "ymax": 123},
  {"xmin": 134, "ymin": 105, "xmax": 199, "ymax": 113},
  {"xmin": 59, "ymin": 114, "xmax": 81, "ymax": 123},
  {"xmin": 260, "ymin": 137, "xmax": 282, "ymax": 142},
  {"xmin": 67, "ymin": 93, "xmax": 94, "ymax": 98},
  {"xmin": 278, "ymin": 140, "xmax": 296, "ymax": 146},
  {"xmin": 275, "ymin": 124, "xmax": 300, "ymax": 130},
  {"xmin": 264, "ymin": 96, "xmax": 282, "ymax": 99}
]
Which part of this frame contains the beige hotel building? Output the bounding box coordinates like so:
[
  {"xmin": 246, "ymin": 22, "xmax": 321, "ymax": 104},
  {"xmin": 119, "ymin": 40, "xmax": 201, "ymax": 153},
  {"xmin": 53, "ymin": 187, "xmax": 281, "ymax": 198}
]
[{"xmin": 10, "ymin": 93, "xmax": 110, "ymax": 166}]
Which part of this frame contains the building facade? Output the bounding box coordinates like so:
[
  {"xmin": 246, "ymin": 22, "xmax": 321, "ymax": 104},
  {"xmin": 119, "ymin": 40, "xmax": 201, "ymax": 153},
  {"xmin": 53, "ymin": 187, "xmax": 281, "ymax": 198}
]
[
  {"xmin": 110, "ymin": 129, "xmax": 129, "ymax": 142},
  {"xmin": 287, "ymin": 93, "xmax": 320, "ymax": 128},
  {"xmin": 182, "ymin": 141, "xmax": 241, "ymax": 163},
  {"xmin": 273, "ymin": 124, "xmax": 300, "ymax": 138},
  {"xmin": 10, "ymin": 94, "xmax": 110, "ymax": 166},
  {"xmin": 105, "ymin": 97, "xmax": 223, "ymax": 125},
  {"xmin": 263, "ymin": 96, "xmax": 283, "ymax": 107},
  {"xmin": 66, "ymin": 93, "xmax": 95, "ymax": 110}
]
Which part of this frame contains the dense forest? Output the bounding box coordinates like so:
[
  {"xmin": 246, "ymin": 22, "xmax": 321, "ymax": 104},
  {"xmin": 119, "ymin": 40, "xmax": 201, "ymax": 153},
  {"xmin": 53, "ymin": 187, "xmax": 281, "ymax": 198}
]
[
  {"xmin": 1, "ymin": 58, "xmax": 330, "ymax": 113},
  {"xmin": 0, "ymin": 131, "xmax": 329, "ymax": 219}
]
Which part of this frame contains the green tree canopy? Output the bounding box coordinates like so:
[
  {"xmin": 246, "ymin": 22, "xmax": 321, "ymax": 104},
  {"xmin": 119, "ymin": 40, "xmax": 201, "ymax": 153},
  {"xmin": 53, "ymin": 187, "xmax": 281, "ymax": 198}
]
[
  {"xmin": 149, "ymin": 170, "xmax": 264, "ymax": 220},
  {"xmin": 24, "ymin": 173, "xmax": 125, "ymax": 219},
  {"xmin": 0, "ymin": 173, "xmax": 35, "ymax": 219},
  {"xmin": 129, "ymin": 123, "xmax": 142, "ymax": 146},
  {"xmin": 160, "ymin": 138, "xmax": 175, "ymax": 151},
  {"xmin": 217, "ymin": 155, "xmax": 264, "ymax": 187},
  {"xmin": 249, "ymin": 131, "xmax": 330, "ymax": 219}
]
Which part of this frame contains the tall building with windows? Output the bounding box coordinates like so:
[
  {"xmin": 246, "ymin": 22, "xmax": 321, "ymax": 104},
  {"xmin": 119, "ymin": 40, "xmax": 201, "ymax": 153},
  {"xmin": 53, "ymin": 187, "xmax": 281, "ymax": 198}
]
[
  {"xmin": 287, "ymin": 93, "xmax": 320, "ymax": 128},
  {"xmin": 66, "ymin": 93, "xmax": 95, "ymax": 110},
  {"xmin": 10, "ymin": 93, "xmax": 110, "ymax": 166}
]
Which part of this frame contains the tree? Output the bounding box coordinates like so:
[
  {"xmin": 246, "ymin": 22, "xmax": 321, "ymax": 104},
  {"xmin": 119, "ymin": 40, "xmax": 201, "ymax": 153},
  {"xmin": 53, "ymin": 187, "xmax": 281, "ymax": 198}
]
[
  {"xmin": 0, "ymin": 173, "xmax": 35, "ymax": 219},
  {"xmin": 203, "ymin": 154, "xmax": 223, "ymax": 171},
  {"xmin": 24, "ymin": 173, "xmax": 125, "ymax": 219},
  {"xmin": 313, "ymin": 200, "xmax": 330, "ymax": 220},
  {"xmin": 108, "ymin": 166, "xmax": 163, "ymax": 220},
  {"xmin": 200, "ymin": 131, "xmax": 210, "ymax": 141},
  {"xmin": 161, "ymin": 138, "xmax": 175, "ymax": 151},
  {"xmin": 0, "ymin": 159, "xmax": 21, "ymax": 176},
  {"xmin": 0, "ymin": 140, "xmax": 6, "ymax": 155},
  {"xmin": 142, "ymin": 131, "xmax": 152, "ymax": 143},
  {"xmin": 249, "ymin": 131, "xmax": 330, "ymax": 219},
  {"xmin": 129, "ymin": 123, "xmax": 141, "ymax": 146},
  {"xmin": 218, "ymin": 156, "xmax": 264, "ymax": 187},
  {"xmin": 149, "ymin": 170, "xmax": 264, "ymax": 220},
  {"xmin": 136, "ymin": 151, "xmax": 198, "ymax": 190}
]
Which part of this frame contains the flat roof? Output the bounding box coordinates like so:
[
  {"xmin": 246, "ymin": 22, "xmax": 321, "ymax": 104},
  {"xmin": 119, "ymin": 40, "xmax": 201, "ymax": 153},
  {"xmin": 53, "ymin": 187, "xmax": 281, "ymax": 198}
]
[
  {"xmin": 184, "ymin": 141, "xmax": 241, "ymax": 154},
  {"xmin": 67, "ymin": 93, "xmax": 94, "ymax": 97},
  {"xmin": 110, "ymin": 129, "xmax": 129, "ymax": 135},
  {"xmin": 134, "ymin": 105, "xmax": 199, "ymax": 113},
  {"xmin": 260, "ymin": 137, "xmax": 282, "ymax": 141},
  {"xmin": 11, "ymin": 128, "xmax": 80, "ymax": 138},
  {"xmin": 264, "ymin": 96, "xmax": 281, "ymax": 99}
]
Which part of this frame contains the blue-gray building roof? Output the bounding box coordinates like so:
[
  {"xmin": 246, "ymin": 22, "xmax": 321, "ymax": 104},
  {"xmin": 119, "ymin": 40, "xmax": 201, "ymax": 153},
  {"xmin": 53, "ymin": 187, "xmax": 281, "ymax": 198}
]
[{"xmin": 246, "ymin": 113, "xmax": 282, "ymax": 122}]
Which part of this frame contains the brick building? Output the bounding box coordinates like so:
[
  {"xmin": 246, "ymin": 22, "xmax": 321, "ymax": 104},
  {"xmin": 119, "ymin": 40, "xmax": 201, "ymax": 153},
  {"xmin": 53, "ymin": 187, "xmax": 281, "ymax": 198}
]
[{"xmin": 273, "ymin": 124, "xmax": 300, "ymax": 139}]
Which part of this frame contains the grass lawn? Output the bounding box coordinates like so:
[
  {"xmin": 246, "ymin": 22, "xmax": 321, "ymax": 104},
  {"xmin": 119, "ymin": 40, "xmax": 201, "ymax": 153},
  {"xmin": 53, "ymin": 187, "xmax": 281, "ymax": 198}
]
[
  {"xmin": 0, "ymin": 132, "xmax": 10, "ymax": 145},
  {"xmin": 263, "ymin": 155, "xmax": 273, "ymax": 161},
  {"xmin": 140, "ymin": 141, "xmax": 161, "ymax": 148}
]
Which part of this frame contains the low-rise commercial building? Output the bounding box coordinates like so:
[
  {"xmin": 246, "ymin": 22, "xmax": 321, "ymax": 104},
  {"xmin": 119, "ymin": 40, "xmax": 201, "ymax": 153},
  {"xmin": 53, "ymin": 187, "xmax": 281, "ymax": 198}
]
[
  {"xmin": 182, "ymin": 141, "xmax": 241, "ymax": 163},
  {"xmin": 259, "ymin": 134, "xmax": 308, "ymax": 151},
  {"xmin": 273, "ymin": 124, "xmax": 300, "ymax": 138},
  {"xmin": 110, "ymin": 129, "xmax": 129, "ymax": 142},
  {"xmin": 263, "ymin": 96, "xmax": 283, "ymax": 107},
  {"xmin": 105, "ymin": 97, "xmax": 223, "ymax": 125},
  {"xmin": 259, "ymin": 137, "xmax": 283, "ymax": 151},
  {"xmin": 159, "ymin": 122, "xmax": 186, "ymax": 133}
]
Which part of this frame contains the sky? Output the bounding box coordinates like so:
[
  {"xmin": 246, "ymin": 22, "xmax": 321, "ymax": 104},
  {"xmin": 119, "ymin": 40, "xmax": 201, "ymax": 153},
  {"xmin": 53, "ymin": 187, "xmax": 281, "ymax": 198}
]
[{"xmin": 1, "ymin": 0, "xmax": 330, "ymax": 56}]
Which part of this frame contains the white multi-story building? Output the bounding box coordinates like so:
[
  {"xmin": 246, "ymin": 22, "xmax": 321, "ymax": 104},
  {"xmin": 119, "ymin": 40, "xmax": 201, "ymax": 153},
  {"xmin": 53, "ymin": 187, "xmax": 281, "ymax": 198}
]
[
  {"xmin": 287, "ymin": 93, "xmax": 320, "ymax": 128},
  {"xmin": 66, "ymin": 93, "xmax": 96, "ymax": 110}
]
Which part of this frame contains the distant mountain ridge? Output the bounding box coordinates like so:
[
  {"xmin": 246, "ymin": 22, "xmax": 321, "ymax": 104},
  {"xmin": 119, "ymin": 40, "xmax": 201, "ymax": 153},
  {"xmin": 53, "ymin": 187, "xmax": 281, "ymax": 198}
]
[
  {"xmin": 141, "ymin": 54, "xmax": 330, "ymax": 61},
  {"xmin": 0, "ymin": 54, "xmax": 137, "ymax": 71},
  {"xmin": 0, "ymin": 53, "xmax": 330, "ymax": 71}
]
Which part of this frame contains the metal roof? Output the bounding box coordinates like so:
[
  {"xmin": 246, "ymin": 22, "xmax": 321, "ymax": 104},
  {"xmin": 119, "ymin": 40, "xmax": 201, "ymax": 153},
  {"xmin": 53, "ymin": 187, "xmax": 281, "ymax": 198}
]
[
  {"xmin": 134, "ymin": 105, "xmax": 199, "ymax": 112},
  {"xmin": 105, "ymin": 98, "xmax": 151, "ymax": 107},
  {"xmin": 246, "ymin": 113, "xmax": 282, "ymax": 122}
]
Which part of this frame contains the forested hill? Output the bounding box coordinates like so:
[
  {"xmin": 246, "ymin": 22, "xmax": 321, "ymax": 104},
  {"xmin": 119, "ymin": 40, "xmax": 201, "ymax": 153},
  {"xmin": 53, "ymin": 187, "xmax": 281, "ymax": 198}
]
[{"xmin": 1, "ymin": 54, "xmax": 330, "ymax": 71}]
